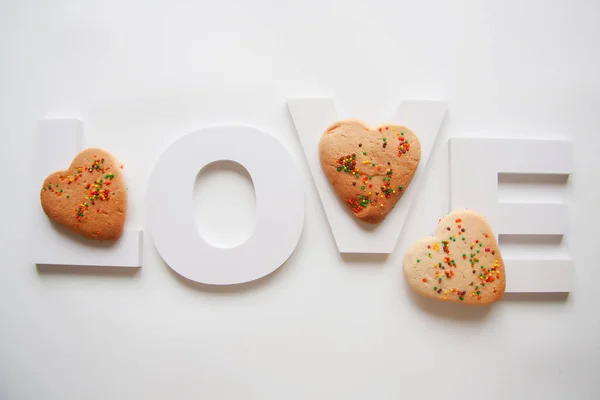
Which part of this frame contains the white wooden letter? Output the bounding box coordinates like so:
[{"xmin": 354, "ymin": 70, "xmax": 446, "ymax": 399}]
[
  {"xmin": 33, "ymin": 119, "xmax": 143, "ymax": 267},
  {"xmin": 449, "ymin": 138, "xmax": 574, "ymax": 293},
  {"xmin": 287, "ymin": 98, "xmax": 447, "ymax": 254},
  {"xmin": 147, "ymin": 125, "xmax": 304, "ymax": 285}
]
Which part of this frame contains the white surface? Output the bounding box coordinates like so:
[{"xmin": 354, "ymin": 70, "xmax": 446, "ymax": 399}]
[
  {"xmin": 147, "ymin": 125, "xmax": 304, "ymax": 285},
  {"xmin": 287, "ymin": 98, "xmax": 446, "ymax": 253},
  {"xmin": 33, "ymin": 119, "xmax": 142, "ymax": 267},
  {"xmin": 449, "ymin": 138, "xmax": 574, "ymax": 293},
  {"xmin": 1, "ymin": 1, "xmax": 599, "ymax": 399}
]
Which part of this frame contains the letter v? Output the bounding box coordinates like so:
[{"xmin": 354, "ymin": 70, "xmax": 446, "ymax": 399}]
[{"xmin": 287, "ymin": 98, "xmax": 446, "ymax": 254}]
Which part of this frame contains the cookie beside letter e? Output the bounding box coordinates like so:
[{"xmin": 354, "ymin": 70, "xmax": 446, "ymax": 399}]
[
  {"xmin": 40, "ymin": 148, "xmax": 127, "ymax": 241},
  {"xmin": 403, "ymin": 210, "xmax": 506, "ymax": 304},
  {"xmin": 319, "ymin": 120, "xmax": 421, "ymax": 224}
]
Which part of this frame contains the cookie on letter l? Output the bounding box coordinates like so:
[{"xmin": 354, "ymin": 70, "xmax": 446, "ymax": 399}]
[{"xmin": 40, "ymin": 148, "xmax": 127, "ymax": 241}]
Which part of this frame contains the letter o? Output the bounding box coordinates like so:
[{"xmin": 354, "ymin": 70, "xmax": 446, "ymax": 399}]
[{"xmin": 147, "ymin": 125, "xmax": 304, "ymax": 285}]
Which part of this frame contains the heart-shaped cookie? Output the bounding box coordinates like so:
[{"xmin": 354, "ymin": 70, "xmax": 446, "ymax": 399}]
[
  {"xmin": 403, "ymin": 210, "xmax": 506, "ymax": 304},
  {"xmin": 40, "ymin": 148, "xmax": 127, "ymax": 241},
  {"xmin": 319, "ymin": 120, "xmax": 421, "ymax": 224}
]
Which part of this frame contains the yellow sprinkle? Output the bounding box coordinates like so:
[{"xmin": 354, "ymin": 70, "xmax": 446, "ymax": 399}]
[
  {"xmin": 392, "ymin": 190, "xmax": 396, "ymax": 194},
  {"xmin": 444, "ymin": 290, "xmax": 448, "ymax": 294},
  {"xmin": 380, "ymin": 204, "xmax": 384, "ymax": 208},
  {"xmin": 368, "ymin": 192, "xmax": 372, "ymax": 196},
  {"xmin": 443, "ymin": 296, "xmax": 447, "ymax": 300},
  {"xmin": 380, "ymin": 195, "xmax": 384, "ymax": 198}
]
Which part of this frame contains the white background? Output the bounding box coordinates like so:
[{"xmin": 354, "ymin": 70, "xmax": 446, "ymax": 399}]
[{"xmin": 1, "ymin": 0, "xmax": 599, "ymax": 398}]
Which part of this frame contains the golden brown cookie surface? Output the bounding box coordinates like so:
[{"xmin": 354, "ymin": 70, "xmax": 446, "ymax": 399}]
[
  {"xmin": 319, "ymin": 120, "xmax": 421, "ymax": 224},
  {"xmin": 40, "ymin": 148, "xmax": 127, "ymax": 241},
  {"xmin": 403, "ymin": 210, "xmax": 506, "ymax": 304}
]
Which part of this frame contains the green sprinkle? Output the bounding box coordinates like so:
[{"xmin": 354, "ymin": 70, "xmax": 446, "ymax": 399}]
[
  {"xmin": 55, "ymin": 184, "xmax": 58, "ymax": 187},
  {"xmin": 417, "ymin": 259, "xmax": 421, "ymax": 263},
  {"xmin": 43, "ymin": 187, "xmax": 47, "ymax": 191},
  {"xmin": 369, "ymin": 176, "xmax": 373, "ymax": 179},
  {"xmin": 337, "ymin": 167, "xmax": 342, "ymax": 171},
  {"xmin": 361, "ymin": 186, "xmax": 365, "ymax": 190},
  {"xmin": 434, "ymin": 286, "xmax": 437, "ymax": 291},
  {"xmin": 401, "ymin": 132, "xmax": 405, "ymax": 136},
  {"xmin": 479, "ymin": 243, "xmax": 483, "ymax": 247},
  {"xmin": 398, "ymin": 185, "xmax": 403, "ymax": 190},
  {"xmin": 372, "ymin": 163, "xmax": 375, "ymax": 166},
  {"xmin": 462, "ymin": 237, "xmax": 465, "ymax": 241},
  {"xmin": 477, "ymin": 291, "xmax": 481, "ymax": 295},
  {"xmin": 383, "ymin": 138, "xmax": 387, "ymax": 141},
  {"xmin": 66, "ymin": 195, "xmax": 70, "ymax": 199},
  {"xmin": 460, "ymin": 296, "xmax": 464, "ymax": 301},
  {"xmin": 482, "ymin": 283, "xmax": 486, "ymax": 287},
  {"xmin": 477, "ymin": 250, "xmax": 480, "ymax": 253},
  {"xmin": 362, "ymin": 151, "xmax": 367, "ymax": 155},
  {"xmin": 60, "ymin": 189, "xmax": 63, "ymax": 193}
]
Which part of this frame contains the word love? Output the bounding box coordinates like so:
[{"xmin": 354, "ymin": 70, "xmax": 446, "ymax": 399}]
[{"xmin": 33, "ymin": 98, "xmax": 574, "ymax": 293}]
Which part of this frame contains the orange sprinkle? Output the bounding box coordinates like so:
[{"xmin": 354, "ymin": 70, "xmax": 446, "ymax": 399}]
[
  {"xmin": 456, "ymin": 218, "xmax": 462, "ymax": 223},
  {"xmin": 422, "ymin": 278, "xmax": 427, "ymax": 282}
]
